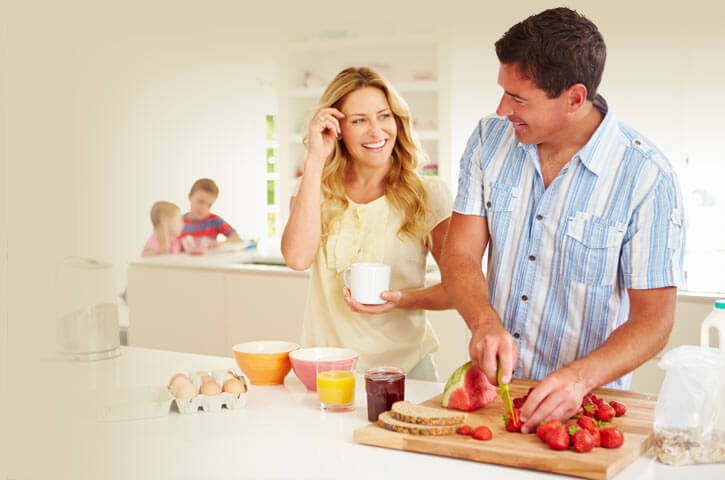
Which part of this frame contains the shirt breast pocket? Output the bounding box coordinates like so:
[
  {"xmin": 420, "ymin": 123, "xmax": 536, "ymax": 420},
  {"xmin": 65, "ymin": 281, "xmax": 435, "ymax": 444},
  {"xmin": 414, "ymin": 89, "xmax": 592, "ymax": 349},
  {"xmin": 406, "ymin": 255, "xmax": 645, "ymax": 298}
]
[
  {"xmin": 562, "ymin": 214, "xmax": 626, "ymax": 286},
  {"xmin": 484, "ymin": 183, "xmax": 520, "ymax": 245}
]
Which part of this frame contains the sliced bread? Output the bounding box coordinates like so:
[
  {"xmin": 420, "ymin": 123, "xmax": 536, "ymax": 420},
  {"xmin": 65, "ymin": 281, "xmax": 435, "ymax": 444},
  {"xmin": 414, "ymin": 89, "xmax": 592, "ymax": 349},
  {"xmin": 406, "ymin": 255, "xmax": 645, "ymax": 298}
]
[
  {"xmin": 378, "ymin": 411, "xmax": 460, "ymax": 436},
  {"xmin": 389, "ymin": 401, "xmax": 466, "ymax": 426}
]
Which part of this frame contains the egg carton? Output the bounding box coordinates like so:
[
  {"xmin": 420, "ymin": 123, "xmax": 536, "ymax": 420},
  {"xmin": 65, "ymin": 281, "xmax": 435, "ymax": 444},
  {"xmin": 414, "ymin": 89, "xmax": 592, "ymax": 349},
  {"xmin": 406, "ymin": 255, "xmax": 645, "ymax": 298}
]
[{"xmin": 171, "ymin": 368, "xmax": 248, "ymax": 414}]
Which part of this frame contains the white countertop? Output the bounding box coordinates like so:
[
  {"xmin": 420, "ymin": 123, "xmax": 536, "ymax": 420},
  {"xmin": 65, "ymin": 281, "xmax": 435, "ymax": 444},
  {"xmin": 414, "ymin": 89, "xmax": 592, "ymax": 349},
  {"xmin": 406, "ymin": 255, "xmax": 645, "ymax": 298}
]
[{"xmin": 49, "ymin": 347, "xmax": 725, "ymax": 480}]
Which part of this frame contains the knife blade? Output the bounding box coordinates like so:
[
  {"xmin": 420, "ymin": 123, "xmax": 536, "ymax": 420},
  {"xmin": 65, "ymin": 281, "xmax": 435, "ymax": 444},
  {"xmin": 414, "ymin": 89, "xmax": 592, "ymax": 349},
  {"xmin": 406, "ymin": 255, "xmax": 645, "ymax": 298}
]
[{"xmin": 497, "ymin": 360, "xmax": 514, "ymax": 417}]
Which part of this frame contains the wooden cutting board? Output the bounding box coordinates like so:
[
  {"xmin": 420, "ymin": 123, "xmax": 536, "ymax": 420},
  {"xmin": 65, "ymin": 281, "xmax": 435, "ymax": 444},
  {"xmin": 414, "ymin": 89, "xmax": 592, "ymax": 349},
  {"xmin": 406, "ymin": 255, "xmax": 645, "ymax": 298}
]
[{"xmin": 353, "ymin": 378, "xmax": 657, "ymax": 480}]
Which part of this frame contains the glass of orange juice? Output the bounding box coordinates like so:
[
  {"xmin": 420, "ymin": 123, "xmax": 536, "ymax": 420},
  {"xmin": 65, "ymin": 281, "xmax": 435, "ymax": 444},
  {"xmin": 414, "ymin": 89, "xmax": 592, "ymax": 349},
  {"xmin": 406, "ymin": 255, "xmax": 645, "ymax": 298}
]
[{"xmin": 316, "ymin": 356, "xmax": 357, "ymax": 412}]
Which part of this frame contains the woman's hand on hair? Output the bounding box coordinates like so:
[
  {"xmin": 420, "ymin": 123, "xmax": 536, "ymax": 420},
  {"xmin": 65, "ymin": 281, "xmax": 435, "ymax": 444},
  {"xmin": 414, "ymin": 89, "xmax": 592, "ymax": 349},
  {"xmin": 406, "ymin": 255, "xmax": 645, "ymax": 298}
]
[
  {"xmin": 307, "ymin": 107, "xmax": 345, "ymax": 164},
  {"xmin": 343, "ymin": 287, "xmax": 402, "ymax": 314}
]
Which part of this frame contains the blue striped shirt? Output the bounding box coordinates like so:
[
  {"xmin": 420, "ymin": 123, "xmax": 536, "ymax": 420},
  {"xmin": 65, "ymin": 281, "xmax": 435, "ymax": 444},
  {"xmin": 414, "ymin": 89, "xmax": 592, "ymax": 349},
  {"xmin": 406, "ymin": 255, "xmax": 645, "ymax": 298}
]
[{"xmin": 453, "ymin": 95, "xmax": 686, "ymax": 389}]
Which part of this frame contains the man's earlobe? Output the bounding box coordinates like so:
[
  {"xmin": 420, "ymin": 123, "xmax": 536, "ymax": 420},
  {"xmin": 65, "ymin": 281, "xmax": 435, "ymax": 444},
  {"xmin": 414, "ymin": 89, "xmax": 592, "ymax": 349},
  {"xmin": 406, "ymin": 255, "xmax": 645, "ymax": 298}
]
[{"xmin": 568, "ymin": 84, "xmax": 588, "ymax": 110}]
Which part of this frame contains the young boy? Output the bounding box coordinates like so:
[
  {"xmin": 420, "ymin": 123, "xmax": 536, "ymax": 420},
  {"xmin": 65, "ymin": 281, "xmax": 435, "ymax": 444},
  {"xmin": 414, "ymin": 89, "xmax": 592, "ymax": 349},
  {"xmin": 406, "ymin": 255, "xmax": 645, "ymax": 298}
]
[{"xmin": 181, "ymin": 178, "xmax": 241, "ymax": 249}]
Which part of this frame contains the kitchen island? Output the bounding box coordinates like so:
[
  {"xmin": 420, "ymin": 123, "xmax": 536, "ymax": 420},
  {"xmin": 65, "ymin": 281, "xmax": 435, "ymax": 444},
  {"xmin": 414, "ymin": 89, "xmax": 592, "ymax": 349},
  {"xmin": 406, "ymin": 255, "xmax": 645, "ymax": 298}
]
[
  {"xmin": 126, "ymin": 250, "xmax": 717, "ymax": 394},
  {"xmin": 52, "ymin": 347, "xmax": 724, "ymax": 480}
]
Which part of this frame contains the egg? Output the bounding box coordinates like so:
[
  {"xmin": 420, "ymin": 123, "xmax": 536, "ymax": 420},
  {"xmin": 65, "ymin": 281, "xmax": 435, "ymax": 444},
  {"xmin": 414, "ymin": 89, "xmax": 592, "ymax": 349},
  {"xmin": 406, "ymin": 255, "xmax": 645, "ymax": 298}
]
[
  {"xmin": 200, "ymin": 380, "xmax": 221, "ymax": 396},
  {"xmin": 223, "ymin": 377, "xmax": 244, "ymax": 396},
  {"xmin": 200, "ymin": 375, "xmax": 213, "ymax": 384},
  {"xmin": 174, "ymin": 381, "xmax": 197, "ymax": 401},
  {"xmin": 168, "ymin": 373, "xmax": 190, "ymax": 391},
  {"xmin": 195, "ymin": 370, "xmax": 210, "ymax": 377}
]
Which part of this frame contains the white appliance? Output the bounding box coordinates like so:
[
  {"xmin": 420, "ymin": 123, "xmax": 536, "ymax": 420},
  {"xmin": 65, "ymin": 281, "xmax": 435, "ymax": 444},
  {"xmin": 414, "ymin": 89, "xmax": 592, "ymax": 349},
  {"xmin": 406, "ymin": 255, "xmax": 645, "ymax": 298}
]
[{"xmin": 56, "ymin": 257, "xmax": 121, "ymax": 361}]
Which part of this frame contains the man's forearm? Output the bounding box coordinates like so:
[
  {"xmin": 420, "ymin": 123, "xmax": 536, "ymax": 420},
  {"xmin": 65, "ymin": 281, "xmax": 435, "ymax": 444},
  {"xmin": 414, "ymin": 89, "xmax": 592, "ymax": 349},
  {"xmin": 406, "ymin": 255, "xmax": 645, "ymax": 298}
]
[
  {"xmin": 441, "ymin": 251, "xmax": 499, "ymax": 330},
  {"xmin": 396, "ymin": 283, "xmax": 451, "ymax": 311}
]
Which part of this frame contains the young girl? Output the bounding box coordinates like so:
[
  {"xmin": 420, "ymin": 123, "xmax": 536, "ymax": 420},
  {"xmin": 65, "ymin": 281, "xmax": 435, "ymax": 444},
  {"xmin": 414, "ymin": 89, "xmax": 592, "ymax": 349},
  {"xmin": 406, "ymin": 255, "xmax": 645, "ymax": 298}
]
[{"xmin": 142, "ymin": 201, "xmax": 184, "ymax": 256}]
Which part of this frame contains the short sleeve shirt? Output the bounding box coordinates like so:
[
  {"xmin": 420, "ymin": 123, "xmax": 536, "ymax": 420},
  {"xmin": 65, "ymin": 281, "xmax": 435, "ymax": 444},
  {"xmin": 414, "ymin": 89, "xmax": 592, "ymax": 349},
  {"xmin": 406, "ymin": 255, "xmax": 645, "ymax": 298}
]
[
  {"xmin": 453, "ymin": 95, "xmax": 685, "ymax": 389},
  {"xmin": 181, "ymin": 213, "xmax": 236, "ymax": 240},
  {"xmin": 301, "ymin": 176, "xmax": 453, "ymax": 374},
  {"xmin": 142, "ymin": 231, "xmax": 182, "ymax": 255}
]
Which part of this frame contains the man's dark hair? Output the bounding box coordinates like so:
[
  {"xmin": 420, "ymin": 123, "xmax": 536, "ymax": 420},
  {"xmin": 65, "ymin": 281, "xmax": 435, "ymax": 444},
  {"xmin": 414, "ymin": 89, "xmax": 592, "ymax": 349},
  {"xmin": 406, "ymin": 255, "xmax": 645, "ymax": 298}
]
[{"xmin": 495, "ymin": 7, "xmax": 606, "ymax": 101}]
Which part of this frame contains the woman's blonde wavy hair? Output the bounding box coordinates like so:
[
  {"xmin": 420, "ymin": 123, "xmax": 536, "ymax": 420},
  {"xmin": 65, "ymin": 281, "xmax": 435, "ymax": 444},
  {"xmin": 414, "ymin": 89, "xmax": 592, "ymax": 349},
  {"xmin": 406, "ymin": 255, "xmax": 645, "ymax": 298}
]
[
  {"xmin": 306, "ymin": 66, "xmax": 435, "ymax": 248},
  {"xmin": 150, "ymin": 201, "xmax": 181, "ymax": 254}
]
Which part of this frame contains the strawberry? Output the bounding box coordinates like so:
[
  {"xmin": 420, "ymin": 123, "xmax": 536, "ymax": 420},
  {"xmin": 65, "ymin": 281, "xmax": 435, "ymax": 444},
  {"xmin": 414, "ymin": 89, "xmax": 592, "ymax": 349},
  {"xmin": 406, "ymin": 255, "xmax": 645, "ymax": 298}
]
[
  {"xmin": 472, "ymin": 425, "xmax": 492, "ymax": 441},
  {"xmin": 457, "ymin": 425, "xmax": 473, "ymax": 436},
  {"xmin": 513, "ymin": 397, "xmax": 526, "ymax": 409},
  {"xmin": 583, "ymin": 403, "xmax": 599, "ymax": 418},
  {"xmin": 545, "ymin": 425, "xmax": 570, "ymax": 450},
  {"xmin": 571, "ymin": 427, "xmax": 595, "ymax": 453},
  {"xmin": 610, "ymin": 401, "xmax": 627, "ymax": 417},
  {"xmin": 576, "ymin": 416, "xmax": 600, "ymax": 433},
  {"xmin": 590, "ymin": 428, "xmax": 601, "ymax": 447},
  {"xmin": 596, "ymin": 404, "xmax": 616, "ymax": 422},
  {"xmin": 582, "ymin": 395, "xmax": 595, "ymax": 407},
  {"xmin": 601, "ymin": 427, "xmax": 624, "ymax": 448},
  {"xmin": 536, "ymin": 419, "xmax": 562, "ymax": 442},
  {"xmin": 503, "ymin": 408, "xmax": 522, "ymax": 432}
]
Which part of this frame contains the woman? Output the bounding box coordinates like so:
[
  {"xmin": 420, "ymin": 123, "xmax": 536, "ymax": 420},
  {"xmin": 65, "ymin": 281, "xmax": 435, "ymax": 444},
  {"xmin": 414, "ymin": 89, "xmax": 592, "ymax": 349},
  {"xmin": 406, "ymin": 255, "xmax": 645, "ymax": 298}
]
[{"xmin": 281, "ymin": 67, "xmax": 452, "ymax": 381}]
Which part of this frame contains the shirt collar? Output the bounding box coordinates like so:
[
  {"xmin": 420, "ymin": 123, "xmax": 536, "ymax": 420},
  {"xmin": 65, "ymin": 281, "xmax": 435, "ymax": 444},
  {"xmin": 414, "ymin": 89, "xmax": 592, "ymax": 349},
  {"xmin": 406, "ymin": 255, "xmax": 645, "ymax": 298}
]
[
  {"xmin": 515, "ymin": 94, "xmax": 617, "ymax": 177},
  {"xmin": 575, "ymin": 94, "xmax": 616, "ymax": 177}
]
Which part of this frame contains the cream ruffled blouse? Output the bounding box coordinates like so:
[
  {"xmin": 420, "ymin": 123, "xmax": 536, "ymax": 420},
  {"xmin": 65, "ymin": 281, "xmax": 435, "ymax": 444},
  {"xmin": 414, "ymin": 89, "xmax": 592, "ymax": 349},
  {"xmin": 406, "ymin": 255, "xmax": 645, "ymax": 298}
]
[{"xmin": 299, "ymin": 176, "xmax": 453, "ymax": 374}]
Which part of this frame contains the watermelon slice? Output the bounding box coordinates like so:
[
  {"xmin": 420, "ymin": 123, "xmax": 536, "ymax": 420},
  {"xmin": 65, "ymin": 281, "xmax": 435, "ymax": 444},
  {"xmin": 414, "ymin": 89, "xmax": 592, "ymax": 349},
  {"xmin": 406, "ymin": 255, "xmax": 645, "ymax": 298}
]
[{"xmin": 441, "ymin": 361, "xmax": 498, "ymax": 412}]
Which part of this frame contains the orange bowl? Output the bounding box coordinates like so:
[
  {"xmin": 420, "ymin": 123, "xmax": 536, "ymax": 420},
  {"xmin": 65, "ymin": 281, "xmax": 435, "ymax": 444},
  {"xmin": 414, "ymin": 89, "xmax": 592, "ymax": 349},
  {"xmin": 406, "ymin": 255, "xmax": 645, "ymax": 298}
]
[{"xmin": 232, "ymin": 341, "xmax": 300, "ymax": 385}]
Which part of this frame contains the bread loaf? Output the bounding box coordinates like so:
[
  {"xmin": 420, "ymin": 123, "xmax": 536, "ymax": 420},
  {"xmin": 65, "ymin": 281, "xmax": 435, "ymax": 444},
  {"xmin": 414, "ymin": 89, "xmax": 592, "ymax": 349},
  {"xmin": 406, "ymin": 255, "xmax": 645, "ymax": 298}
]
[
  {"xmin": 378, "ymin": 411, "xmax": 461, "ymax": 436},
  {"xmin": 389, "ymin": 401, "xmax": 466, "ymax": 426}
]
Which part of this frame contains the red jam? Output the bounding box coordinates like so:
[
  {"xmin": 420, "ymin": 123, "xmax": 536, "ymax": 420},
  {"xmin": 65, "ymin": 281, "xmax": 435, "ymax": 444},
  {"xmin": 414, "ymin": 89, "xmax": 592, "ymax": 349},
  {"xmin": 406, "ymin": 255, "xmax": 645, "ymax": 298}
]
[{"xmin": 365, "ymin": 367, "xmax": 406, "ymax": 422}]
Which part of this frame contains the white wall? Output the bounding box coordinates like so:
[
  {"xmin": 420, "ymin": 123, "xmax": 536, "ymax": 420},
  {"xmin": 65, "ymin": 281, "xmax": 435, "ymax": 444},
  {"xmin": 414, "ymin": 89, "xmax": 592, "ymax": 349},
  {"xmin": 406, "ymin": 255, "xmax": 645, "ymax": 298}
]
[
  {"xmin": 445, "ymin": 1, "xmax": 725, "ymax": 177},
  {"xmin": 0, "ymin": 7, "xmax": 8, "ymax": 476},
  {"xmin": 63, "ymin": 11, "xmax": 281, "ymax": 289}
]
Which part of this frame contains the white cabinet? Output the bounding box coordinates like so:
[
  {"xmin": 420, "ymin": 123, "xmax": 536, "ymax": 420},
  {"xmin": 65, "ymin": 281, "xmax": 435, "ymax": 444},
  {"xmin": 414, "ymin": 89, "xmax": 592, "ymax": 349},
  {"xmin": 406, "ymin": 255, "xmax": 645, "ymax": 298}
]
[{"xmin": 277, "ymin": 31, "xmax": 452, "ymax": 226}]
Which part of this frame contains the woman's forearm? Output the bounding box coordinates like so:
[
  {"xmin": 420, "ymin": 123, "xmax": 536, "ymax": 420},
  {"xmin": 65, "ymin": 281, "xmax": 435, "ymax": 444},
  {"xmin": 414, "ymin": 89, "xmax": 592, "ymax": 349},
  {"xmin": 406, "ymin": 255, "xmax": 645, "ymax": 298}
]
[{"xmin": 281, "ymin": 156, "xmax": 324, "ymax": 270}]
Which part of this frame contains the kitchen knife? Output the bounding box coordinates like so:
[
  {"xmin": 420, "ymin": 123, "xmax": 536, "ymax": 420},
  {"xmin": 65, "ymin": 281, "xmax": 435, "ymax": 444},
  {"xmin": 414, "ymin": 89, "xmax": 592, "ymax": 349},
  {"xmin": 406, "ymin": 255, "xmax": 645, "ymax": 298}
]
[{"xmin": 497, "ymin": 360, "xmax": 514, "ymax": 417}]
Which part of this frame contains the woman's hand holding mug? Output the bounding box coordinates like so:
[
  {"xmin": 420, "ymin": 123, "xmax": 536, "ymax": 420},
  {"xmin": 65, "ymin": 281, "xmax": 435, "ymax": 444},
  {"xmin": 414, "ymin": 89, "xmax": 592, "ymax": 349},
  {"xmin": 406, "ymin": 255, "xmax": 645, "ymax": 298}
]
[
  {"xmin": 343, "ymin": 287, "xmax": 402, "ymax": 314},
  {"xmin": 342, "ymin": 263, "xmax": 395, "ymax": 314}
]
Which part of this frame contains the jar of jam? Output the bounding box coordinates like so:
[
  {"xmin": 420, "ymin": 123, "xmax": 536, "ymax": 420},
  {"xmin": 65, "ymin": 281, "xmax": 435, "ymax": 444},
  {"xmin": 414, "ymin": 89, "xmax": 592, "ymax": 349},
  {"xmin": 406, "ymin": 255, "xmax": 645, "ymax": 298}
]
[{"xmin": 364, "ymin": 367, "xmax": 406, "ymax": 422}]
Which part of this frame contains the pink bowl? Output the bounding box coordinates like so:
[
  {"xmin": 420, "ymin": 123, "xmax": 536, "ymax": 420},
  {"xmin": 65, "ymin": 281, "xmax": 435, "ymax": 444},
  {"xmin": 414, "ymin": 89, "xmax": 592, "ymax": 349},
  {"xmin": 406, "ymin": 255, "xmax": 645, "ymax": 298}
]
[{"xmin": 289, "ymin": 347, "xmax": 358, "ymax": 391}]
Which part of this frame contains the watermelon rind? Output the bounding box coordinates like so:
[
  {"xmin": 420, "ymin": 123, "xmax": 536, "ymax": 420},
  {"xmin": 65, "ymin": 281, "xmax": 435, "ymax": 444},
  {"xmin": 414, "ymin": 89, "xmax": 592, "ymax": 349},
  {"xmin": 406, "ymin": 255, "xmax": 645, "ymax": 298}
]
[{"xmin": 441, "ymin": 361, "xmax": 472, "ymax": 407}]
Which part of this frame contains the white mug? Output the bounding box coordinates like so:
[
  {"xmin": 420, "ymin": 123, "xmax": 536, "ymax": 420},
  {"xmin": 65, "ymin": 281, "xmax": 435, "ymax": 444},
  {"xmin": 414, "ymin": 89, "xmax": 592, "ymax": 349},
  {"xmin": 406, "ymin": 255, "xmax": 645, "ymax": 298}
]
[{"xmin": 343, "ymin": 263, "xmax": 391, "ymax": 305}]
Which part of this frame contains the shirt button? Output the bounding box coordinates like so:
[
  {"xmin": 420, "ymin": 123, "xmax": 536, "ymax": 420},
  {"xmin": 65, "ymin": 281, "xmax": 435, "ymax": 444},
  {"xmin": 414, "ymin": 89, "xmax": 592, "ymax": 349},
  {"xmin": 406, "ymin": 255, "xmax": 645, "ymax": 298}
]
[
  {"xmin": 521, "ymin": 295, "xmax": 528, "ymax": 301},
  {"xmin": 513, "ymin": 332, "xmax": 520, "ymax": 339},
  {"xmin": 535, "ymin": 214, "xmax": 543, "ymax": 221},
  {"xmin": 486, "ymin": 201, "xmax": 492, "ymax": 208},
  {"xmin": 528, "ymin": 255, "xmax": 536, "ymax": 261}
]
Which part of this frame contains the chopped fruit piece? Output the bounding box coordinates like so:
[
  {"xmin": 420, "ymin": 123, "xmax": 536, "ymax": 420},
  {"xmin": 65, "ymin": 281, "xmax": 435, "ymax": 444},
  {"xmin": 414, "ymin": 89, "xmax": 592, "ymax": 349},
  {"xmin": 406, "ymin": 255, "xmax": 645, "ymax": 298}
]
[
  {"xmin": 441, "ymin": 361, "xmax": 497, "ymax": 412},
  {"xmin": 472, "ymin": 426, "xmax": 492, "ymax": 441},
  {"xmin": 457, "ymin": 425, "xmax": 473, "ymax": 436},
  {"xmin": 503, "ymin": 408, "xmax": 522, "ymax": 432}
]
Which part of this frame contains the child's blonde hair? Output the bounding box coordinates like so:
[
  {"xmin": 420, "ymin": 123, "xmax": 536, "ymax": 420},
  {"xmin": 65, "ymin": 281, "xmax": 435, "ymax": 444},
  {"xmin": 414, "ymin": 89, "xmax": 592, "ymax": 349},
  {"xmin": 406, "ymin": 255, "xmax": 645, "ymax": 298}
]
[{"xmin": 150, "ymin": 201, "xmax": 181, "ymax": 254}]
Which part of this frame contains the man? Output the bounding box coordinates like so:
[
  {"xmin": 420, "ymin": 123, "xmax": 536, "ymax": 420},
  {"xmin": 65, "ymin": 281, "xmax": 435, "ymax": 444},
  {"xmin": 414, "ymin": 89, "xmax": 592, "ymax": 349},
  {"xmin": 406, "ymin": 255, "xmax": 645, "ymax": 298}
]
[{"xmin": 441, "ymin": 7, "xmax": 685, "ymax": 434}]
